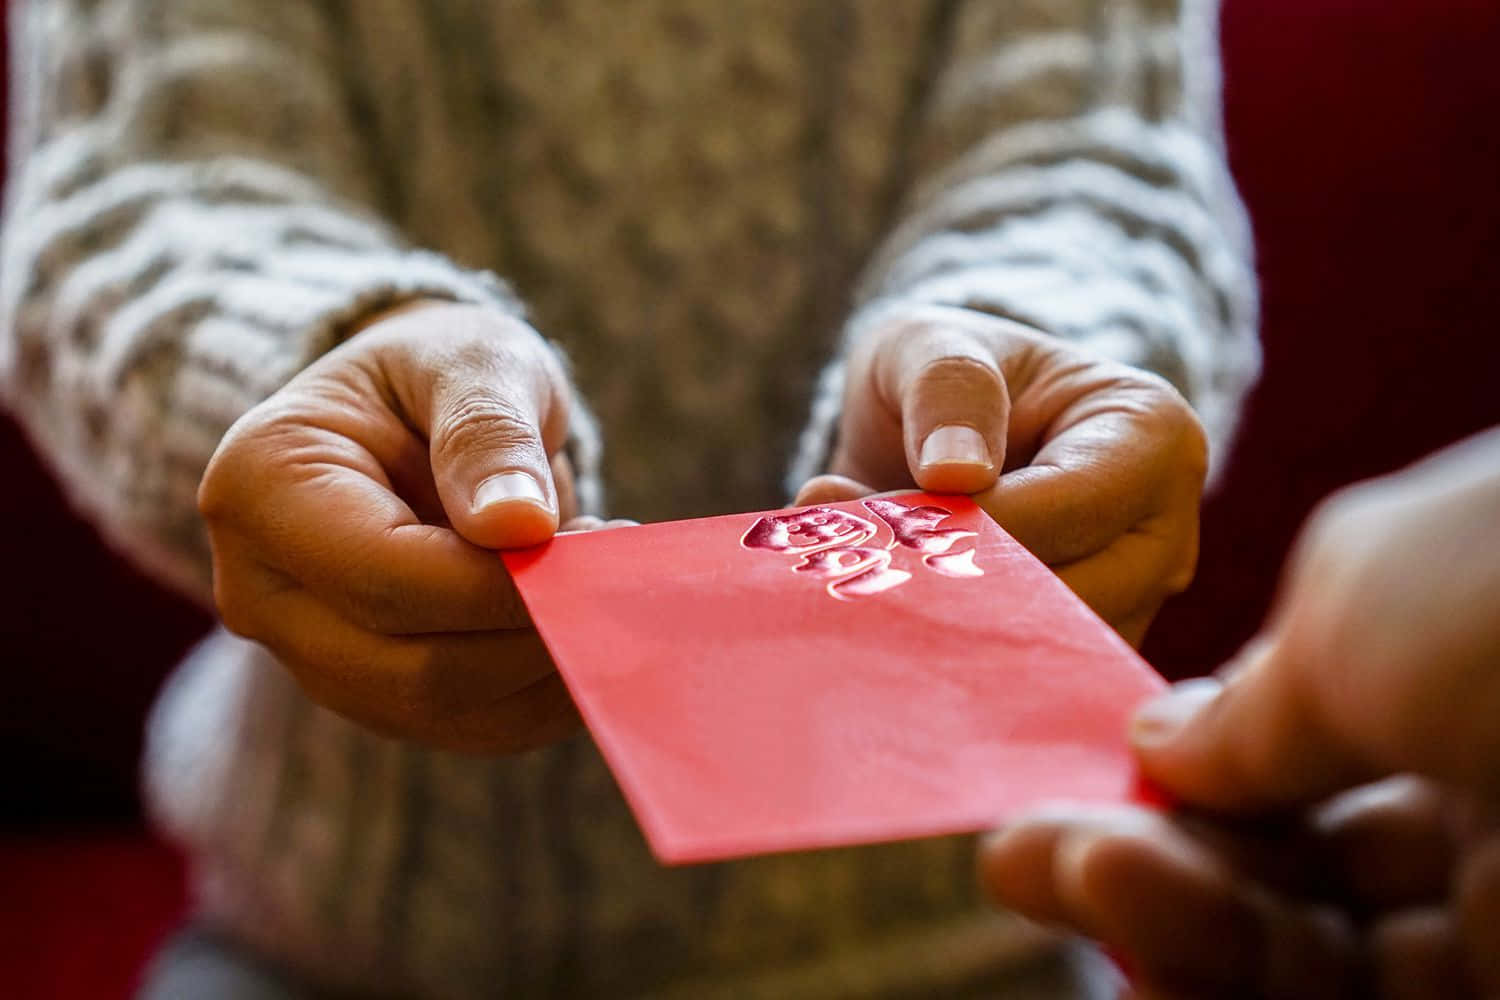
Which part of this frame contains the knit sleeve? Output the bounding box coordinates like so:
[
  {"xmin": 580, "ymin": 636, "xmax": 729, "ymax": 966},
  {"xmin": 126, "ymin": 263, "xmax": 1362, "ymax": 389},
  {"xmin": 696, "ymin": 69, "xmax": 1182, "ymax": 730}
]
[
  {"xmin": 795, "ymin": 0, "xmax": 1259, "ymax": 487},
  {"xmin": 1, "ymin": 0, "xmax": 540, "ymax": 603}
]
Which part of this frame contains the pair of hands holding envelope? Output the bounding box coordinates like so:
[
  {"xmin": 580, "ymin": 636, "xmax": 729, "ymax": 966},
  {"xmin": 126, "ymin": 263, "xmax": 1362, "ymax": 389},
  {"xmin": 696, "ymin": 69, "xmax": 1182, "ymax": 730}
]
[{"xmin": 198, "ymin": 299, "xmax": 1206, "ymax": 750}]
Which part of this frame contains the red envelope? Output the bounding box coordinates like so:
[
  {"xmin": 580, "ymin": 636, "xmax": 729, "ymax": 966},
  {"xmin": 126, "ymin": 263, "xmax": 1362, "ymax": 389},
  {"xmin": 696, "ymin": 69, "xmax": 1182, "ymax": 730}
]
[{"xmin": 502, "ymin": 493, "xmax": 1164, "ymax": 864}]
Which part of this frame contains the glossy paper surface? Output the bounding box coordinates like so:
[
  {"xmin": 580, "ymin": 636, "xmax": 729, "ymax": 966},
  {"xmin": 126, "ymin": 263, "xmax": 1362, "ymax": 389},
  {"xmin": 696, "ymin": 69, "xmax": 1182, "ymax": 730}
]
[{"xmin": 502, "ymin": 494, "xmax": 1165, "ymax": 864}]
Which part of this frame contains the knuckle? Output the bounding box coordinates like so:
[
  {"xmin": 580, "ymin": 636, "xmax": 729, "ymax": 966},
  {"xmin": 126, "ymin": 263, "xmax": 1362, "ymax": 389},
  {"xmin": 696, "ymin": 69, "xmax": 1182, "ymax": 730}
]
[
  {"xmin": 1300, "ymin": 498, "xmax": 1345, "ymax": 556},
  {"xmin": 212, "ymin": 571, "xmax": 260, "ymax": 640},
  {"xmin": 1300, "ymin": 485, "xmax": 1375, "ymax": 566},
  {"xmin": 197, "ymin": 426, "xmax": 255, "ymax": 523},
  {"xmin": 1290, "ymin": 487, "xmax": 1391, "ymax": 628},
  {"xmin": 443, "ymin": 334, "xmax": 527, "ymax": 378},
  {"xmin": 1145, "ymin": 378, "xmax": 1209, "ymax": 456},
  {"xmin": 1123, "ymin": 376, "xmax": 1210, "ymax": 493},
  {"xmin": 198, "ymin": 407, "xmax": 299, "ymax": 524},
  {"xmin": 1171, "ymin": 401, "xmax": 1211, "ymax": 476},
  {"xmin": 473, "ymin": 309, "xmax": 549, "ymax": 349},
  {"xmin": 1161, "ymin": 545, "xmax": 1200, "ymax": 598},
  {"xmin": 1157, "ymin": 518, "xmax": 1202, "ymax": 601},
  {"xmin": 916, "ymin": 353, "xmax": 1004, "ymax": 394},
  {"xmin": 441, "ymin": 316, "xmax": 557, "ymax": 378},
  {"xmin": 1161, "ymin": 493, "xmax": 1206, "ymax": 600},
  {"xmin": 432, "ymin": 392, "xmax": 538, "ymax": 459},
  {"xmin": 196, "ymin": 460, "xmax": 230, "ymax": 522},
  {"xmin": 1127, "ymin": 529, "xmax": 1199, "ymax": 619}
]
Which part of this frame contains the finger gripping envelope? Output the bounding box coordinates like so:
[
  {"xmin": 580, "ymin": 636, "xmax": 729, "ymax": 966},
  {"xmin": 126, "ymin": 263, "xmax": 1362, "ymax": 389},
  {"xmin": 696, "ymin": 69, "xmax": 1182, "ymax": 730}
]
[{"xmin": 501, "ymin": 493, "xmax": 1164, "ymax": 864}]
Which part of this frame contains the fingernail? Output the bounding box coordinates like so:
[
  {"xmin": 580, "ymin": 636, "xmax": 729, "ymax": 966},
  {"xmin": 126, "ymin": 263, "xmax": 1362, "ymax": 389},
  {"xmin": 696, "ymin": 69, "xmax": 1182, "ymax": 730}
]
[
  {"xmin": 918, "ymin": 424, "xmax": 991, "ymax": 472},
  {"xmin": 1129, "ymin": 678, "xmax": 1223, "ymax": 749},
  {"xmin": 473, "ymin": 471, "xmax": 551, "ymax": 515}
]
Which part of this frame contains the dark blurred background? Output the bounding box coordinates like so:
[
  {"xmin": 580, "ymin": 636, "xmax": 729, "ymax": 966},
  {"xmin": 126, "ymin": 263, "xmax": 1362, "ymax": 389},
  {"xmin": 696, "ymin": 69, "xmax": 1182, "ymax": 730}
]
[{"xmin": 2, "ymin": 0, "xmax": 1499, "ymax": 995}]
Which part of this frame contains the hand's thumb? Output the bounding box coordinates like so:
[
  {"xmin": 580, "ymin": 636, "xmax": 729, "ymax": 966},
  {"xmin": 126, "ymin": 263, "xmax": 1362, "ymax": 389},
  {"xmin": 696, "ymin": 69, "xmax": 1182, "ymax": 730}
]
[
  {"xmin": 427, "ymin": 351, "xmax": 570, "ymax": 551},
  {"xmin": 885, "ymin": 323, "xmax": 1008, "ymax": 495},
  {"xmin": 1128, "ymin": 639, "xmax": 1376, "ymax": 814}
]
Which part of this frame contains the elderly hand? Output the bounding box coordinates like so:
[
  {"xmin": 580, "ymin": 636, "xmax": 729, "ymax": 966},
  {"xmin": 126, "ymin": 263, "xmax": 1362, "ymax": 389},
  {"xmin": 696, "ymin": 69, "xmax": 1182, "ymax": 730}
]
[
  {"xmin": 797, "ymin": 305, "xmax": 1208, "ymax": 645},
  {"xmin": 199, "ymin": 301, "xmax": 593, "ymax": 753}
]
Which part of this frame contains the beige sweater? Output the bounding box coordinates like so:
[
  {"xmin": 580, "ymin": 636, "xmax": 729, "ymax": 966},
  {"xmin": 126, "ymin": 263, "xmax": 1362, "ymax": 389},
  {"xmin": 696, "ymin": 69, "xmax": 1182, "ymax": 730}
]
[{"xmin": 2, "ymin": 1, "xmax": 1257, "ymax": 996}]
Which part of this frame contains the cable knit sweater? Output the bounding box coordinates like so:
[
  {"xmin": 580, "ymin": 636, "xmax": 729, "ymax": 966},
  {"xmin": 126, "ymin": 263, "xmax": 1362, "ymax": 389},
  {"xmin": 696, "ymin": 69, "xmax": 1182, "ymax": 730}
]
[{"xmin": 2, "ymin": 1, "xmax": 1258, "ymax": 996}]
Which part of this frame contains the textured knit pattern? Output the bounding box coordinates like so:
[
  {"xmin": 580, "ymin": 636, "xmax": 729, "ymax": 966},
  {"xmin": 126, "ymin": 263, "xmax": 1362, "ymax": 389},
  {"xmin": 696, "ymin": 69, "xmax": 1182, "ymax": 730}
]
[{"xmin": 3, "ymin": 1, "xmax": 1258, "ymax": 997}]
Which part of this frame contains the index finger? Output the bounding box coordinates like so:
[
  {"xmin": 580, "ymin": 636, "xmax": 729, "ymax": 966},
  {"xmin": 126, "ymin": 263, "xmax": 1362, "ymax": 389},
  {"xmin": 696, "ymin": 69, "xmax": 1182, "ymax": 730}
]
[
  {"xmin": 221, "ymin": 429, "xmax": 532, "ymax": 635},
  {"xmin": 975, "ymin": 382, "xmax": 1202, "ymax": 567},
  {"xmin": 976, "ymin": 412, "xmax": 1162, "ymax": 567}
]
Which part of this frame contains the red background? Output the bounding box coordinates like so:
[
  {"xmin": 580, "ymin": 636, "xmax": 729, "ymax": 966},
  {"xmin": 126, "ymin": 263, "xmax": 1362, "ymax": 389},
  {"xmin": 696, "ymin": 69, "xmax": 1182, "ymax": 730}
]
[{"xmin": 3, "ymin": 0, "xmax": 1499, "ymax": 994}]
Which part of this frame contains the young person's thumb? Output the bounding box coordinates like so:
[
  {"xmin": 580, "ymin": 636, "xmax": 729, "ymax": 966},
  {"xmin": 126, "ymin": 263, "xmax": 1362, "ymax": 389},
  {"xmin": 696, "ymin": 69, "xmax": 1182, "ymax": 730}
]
[{"xmin": 1127, "ymin": 638, "xmax": 1376, "ymax": 814}]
